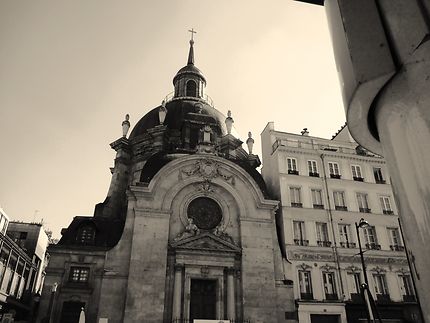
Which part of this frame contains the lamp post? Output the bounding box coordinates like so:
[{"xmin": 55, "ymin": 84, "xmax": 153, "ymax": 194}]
[
  {"xmin": 355, "ymin": 218, "xmax": 375, "ymax": 323},
  {"xmin": 47, "ymin": 282, "xmax": 57, "ymax": 323}
]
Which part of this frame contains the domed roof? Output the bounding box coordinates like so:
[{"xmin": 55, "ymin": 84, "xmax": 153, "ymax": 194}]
[
  {"xmin": 129, "ymin": 99, "xmax": 229, "ymax": 139},
  {"xmin": 173, "ymin": 64, "xmax": 206, "ymax": 84}
]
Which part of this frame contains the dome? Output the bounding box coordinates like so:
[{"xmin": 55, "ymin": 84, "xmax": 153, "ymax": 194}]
[
  {"xmin": 129, "ymin": 98, "xmax": 229, "ymax": 139},
  {"xmin": 173, "ymin": 64, "xmax": 206, "ymax": 84}
]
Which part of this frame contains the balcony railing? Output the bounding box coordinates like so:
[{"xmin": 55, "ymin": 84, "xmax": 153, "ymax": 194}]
[
  {"xmin": 353, "ymin": 176, "xmax": 364, "ymax": 182},
  {"xmin": 330, "ymin": 174, "xmax": 342, "ymax": 179},
  {"xmin": 375, "ymin": 179, "xmax": 386, "ymax": 184},
  {"xmin": 403, "ymin": 294, "xmax": 416, "ymax": 302},
  {"xmin": 288, "ymin": 170, "xmax": 299, "ymax": 175},
  {"xmin": 359, "ymin": 208, "xmax": 372, "ymax": 213},
  {"xmin": 163, "ymin": 91, "xmax": 215, "ymax": 107},
  {"xmin": 376, "ymin": 294, "xmax": 391, "ymax": 303},
  {"xmin": 325, "ymin": 293, "xmax": 339, "ymax": 301},
  {"xmin": 390, "ymin": 245, "xmax": 405, "ymax": 251},
  {"xmin": 340, "ymin": 241, "xmax": 356, "ymax": 248},
  {"xmin": 300, "ymin": 292, "xmax": 314, "ymax": 300},
  {"xmin": 366, "ymin": 243, "xmax": 381, "ymax": 250},
  {"xmin": 313, "ymin": 204, "xmax": 324, "ymax": 209},
  {"xmin": 317, "ymin": 240, "xmax": 332, "ymax": 247},
  {"xmin": 335, "ymin": 205, "xmax": 348, "ymax": 211},
  {"xmin": 309, "ymin": 172, "xmax": 320, "ymax": 177},
  {"xmin": 383, "ymin": 210, "xmax": 394, "ymax": 215},
  {"xmin": 294, "ymin": 239, "xmax": 309, "ymax": 246},
  {"xmin": 291, "ymin": 202, "xmax": 303, "ymax": 208}
]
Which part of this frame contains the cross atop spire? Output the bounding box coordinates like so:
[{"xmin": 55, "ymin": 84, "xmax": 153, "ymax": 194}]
[
  {"xmin": 187, "ymin": 28, "xmax": 196, "ymax": 65},
  {"xmin": 188, "ymin": 28, "xmax": 197, "ymax": 43}
]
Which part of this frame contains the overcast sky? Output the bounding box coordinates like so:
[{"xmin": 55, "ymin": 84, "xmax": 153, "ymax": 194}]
[{"xmin": 0, "ymin": 0, "xmax": 344, "ymax": 238}]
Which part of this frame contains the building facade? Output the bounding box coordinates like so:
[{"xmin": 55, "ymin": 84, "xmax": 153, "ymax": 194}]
[
  {"xmin": 37, "ymin": 40, "xmax": 295, "ymax": 323},
  {"xmin": 0, "ymin": 209, "xmax": 49, "ymax": 321},
  {"xmin": 261, "ymin": 123, "xmax": 421, "ymax": 323}
]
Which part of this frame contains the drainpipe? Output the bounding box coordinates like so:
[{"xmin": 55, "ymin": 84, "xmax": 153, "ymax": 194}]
[{"xmin": 320, "ymin": 153, "xmax": 345, "ymax": 299}]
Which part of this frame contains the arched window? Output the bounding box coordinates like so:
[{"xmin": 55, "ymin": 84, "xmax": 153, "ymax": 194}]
[
  {"xmin": 186, "ymin": 80, "xmax": 197, "ymax": 97},
  {"xmin": 76, "ymin": 223, "xmax": 96, "ymax": 245}
]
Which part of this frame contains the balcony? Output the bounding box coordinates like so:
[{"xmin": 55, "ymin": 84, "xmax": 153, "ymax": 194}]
[
  {"xmin": 294, "ymin": 239, "xmax": 309, "ymax": 246},
  {"xmin": 300, "ymin": 292, "xmax": 314, "ymax": 300},
  {"xmin": 403, "ymin": 294, "xmax": 416, "ymax": 302},
  {"xmin": 390, "ymin": 245, "xmax": 405, "ymax": 251},
  {"xmin": 325, "ymin": 293, "xmax": 339, "ymax": 301},
  {"xmin": 335, "ymin": 205, "xmax": 348, "ymax": 211},
  {"xmin": 353, "ymin": 176, "xmax": 364, "ymax": 182},
  {"xmin": 313, "ymin": 204, "xmax": 324, "ymax": 209},
  {"xmin": 291, "ymin": 202, "xmax": 303, "ymax": 208},
  {"xmin": 309, "ymin": 172, "xmax": 320, "ymax": 177},
  {"xmin": 383, "ymin": 210, "xmax": 394, "ymax": 215},
  {"xmin": 172, "ymin": 320, "xmax": 251, "ymax": 323},
  {"xmin": 376, "ymin": 294, "xmax": 391, "ymax": 303},
  {"xmin": 317, "ymin": 240, "xmax": 332, "ymax": 247},
  {"xmin": 359, "ymin": 208, "xmax": 371, "ymax": 213},
  {"xmin": 288, "ymin": 170, "xmax": 299, "ymax": 175},
  {"xmin": 375, "ymin": 179, "xmax": 386, "ymax": 184},
  {"xmin": 366, "ymin": 243, "xmax": 381, "ymax": 250},
  {"xmin": 340, "ymin": 241, "xmax": 356, "ymax": 248},
  {"xmin": 330, "ymin": 174, "xmax": 341, "ymax": 179}
]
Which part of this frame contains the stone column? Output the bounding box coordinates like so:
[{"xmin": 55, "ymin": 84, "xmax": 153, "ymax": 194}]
[
  {"xmin": 172, "ymin": 264, "xmax": 183, "ymax": 320},
  {"xmin": 226, "ymin": 268, "xmax": 236, "ymax": 320}
]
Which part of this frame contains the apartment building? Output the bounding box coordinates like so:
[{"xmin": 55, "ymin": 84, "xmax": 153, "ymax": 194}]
[{"xmin": 261, "ymin": 123, "xmax": 421, "ymax": 323}]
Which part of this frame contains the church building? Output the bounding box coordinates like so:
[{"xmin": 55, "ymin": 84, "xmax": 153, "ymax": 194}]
[{"xmin": 36, "ymin": 36, "xmax": 295, "ymax": 323}]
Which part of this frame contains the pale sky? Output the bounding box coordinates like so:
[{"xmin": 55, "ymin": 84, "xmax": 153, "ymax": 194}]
[{"xmin": 0, "ymin": 0, "xmax": 345, "ymax": 238}]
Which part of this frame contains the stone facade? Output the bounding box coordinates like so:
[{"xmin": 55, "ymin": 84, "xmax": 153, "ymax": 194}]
[
  {"xmin": 37, "ymin": 40, "xmax": 295, "ymax": 323},
  {"xmin": 261, "ymin": 123, "xmax": 421, "ymax": 323}
]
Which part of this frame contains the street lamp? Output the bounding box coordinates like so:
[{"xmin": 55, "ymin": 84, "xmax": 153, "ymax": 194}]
[
  {"xmin": 47, "ymin": 282, "xmax": 58, "ymax": 323},
  {"xmin": 355, "ymin": 219, "xmax": 382, "ymax": 323}
]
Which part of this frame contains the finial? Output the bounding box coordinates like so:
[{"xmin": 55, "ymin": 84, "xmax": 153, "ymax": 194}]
[
  {"xmin": 225, "ymin": 110, "xmax": 234, "ymax": 135},
  {"xmin": 159, "ymin": 101, "xmax": 167, "ymax": 125},
  {"xmin": 122, "ymin": 114, "xmax": 130, "ymax": 137},
  {"xmin": 246, "ymin": 131, "xmax": 254, "ymax": 154},
  {"xmin": 187, "ymin": 28, "xmax": 196, "ymax": 65}
]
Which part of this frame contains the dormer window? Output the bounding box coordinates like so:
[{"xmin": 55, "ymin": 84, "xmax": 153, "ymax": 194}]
[
  {"xmin": 186, "ymin": 80, "xmax": 197, "ymax": 97},
  {"xmin": 77, "ymin": 224, "xmax": 96, "ymax": 245}
]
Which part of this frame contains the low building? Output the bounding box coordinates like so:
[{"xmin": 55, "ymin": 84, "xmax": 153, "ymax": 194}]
[
  {"xmin": 261, "ymin": 123, "xmax": 421, "ymax": 323},
  {"xmin": 0, "ymin": 209, "xmax": 49, "ymax": 321}
]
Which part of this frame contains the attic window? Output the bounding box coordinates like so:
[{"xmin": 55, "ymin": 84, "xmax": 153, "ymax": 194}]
[
  {"xmin": 186, "ymin": 80, "xmax": 197, "ymax": 97},
  {"xmin": 77, "ymin": 224, "xmax": 96, "ymax": 245}
]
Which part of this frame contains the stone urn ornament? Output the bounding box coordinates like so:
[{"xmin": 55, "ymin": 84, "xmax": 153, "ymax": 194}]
[
  {"xmin": 246, "ymin": 131, "xmax": 254, "ymax": 154},
  {"xmin": 159, "ymin": 100, "xmax": 167, "ymax": 125},
  {"xmin": 225, "ymin": 110, "xmax": 234, "ymax": 135},
  {"xmin": 122, "ymin": 114, "xmax": 130, "ymax": 137}
]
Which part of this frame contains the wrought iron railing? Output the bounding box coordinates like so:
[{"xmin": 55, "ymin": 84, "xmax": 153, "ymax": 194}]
[
  {"xmin": 163, "ymin": 91, "xmax": 215, "ymax": 107},
  {"xmin": 171, "ymin": 320, "xmax": 251, "ymax": 323}
]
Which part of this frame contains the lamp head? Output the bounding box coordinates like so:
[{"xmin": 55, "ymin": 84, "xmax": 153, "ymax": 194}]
[{"xmin": 358, "ymin": 218, "xmax": 369, "ymax": 228}]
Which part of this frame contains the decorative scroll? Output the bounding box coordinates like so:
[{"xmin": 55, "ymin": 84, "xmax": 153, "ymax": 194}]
[{"xmin": 179, "ymin": 158, "xmax": 235, "ymax": 185}]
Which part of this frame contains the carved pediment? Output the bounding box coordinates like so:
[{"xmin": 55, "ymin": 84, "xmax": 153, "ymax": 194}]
[{"xmin": 170, "ymin": 232, "xmax": 241, "ymax": 254}]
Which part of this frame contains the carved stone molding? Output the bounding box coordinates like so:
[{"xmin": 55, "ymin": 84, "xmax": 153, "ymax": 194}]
[
  {"xmin": 297, "ymin": 263, "xmax": 312, "ymax": 271},
  {"xmin": 179, "ymin": 158, "xmax": 235, "ymax": 185}
]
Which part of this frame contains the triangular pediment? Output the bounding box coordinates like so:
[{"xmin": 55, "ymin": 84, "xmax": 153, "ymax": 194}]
[{"xmin": 171, "ymin": 232, "xmax": 241, "ymax": 254}]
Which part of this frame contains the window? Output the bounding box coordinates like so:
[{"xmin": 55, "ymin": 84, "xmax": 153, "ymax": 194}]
[
  {"xmin": 328, "ymin": 162, "xmax": 341, "ymax": 178},
  {"xmin": 373, "ymin": 167, "xmax": 385, "ymax": 184},
  {"xmin": 308, "ymin": 160, "xmax": 319, "ymax": 177},
  {"xmin": 185, "ymin": 80, "xmax": 197, "ymax": 97},
  {"xmin": 363, "ymin": 226, "xmax": 380, "ymax": 250},
  {"xmin": 356, "ymin": 193, "xmax": 371, "ymax": 213},
  {"xmin": 348, "ymin": 272, "xmax": 361, "ymax": 294},
  {"xmin": 388, "ymin": 228, "xmax": 403, "ymax": 251},
  {"xmin": 323, "ymin": 272, "xmax": 338, "ymax": 300},
  {"xmin": 293, "ymin": 221, "xmax": 307, "ymax": 246},
  {"xmin": 333, "ymin": 191, "xmax": 347, "ymax": 211},
  {"xmin": 77, "ymin": 224, "xmax": 96, "ymax": 245},
  {"xmin": 19, "ymin": 232, "xmax": 27, "ymax": 240},
  {"xmin": 287, "ymin": 157, "xmax": 299, "ymax": 175},
  {"xmin": 311, "ymin": 189, "xmax": 324, "ymax": 209},
  {"xmin": 399, "ymin": 275, "xmax": 414, "ymax": 301},
  {"xmin": 69, "ymin": 267, "xmax": 90, "ymax": 283},
  {"xmin": 380, "ymin": 196, "xmax": 393, "ymax": 214},
  {"xmin": 351, "ymin": 165, "xmax": 363, "ymax": 181},
  {"xmin": 298, "ymin": 271, "xmax": 313, "ymax": 299},
  {"xmin": 338, "ymin": 224, "xmax": 355, "ymax": 248},
  {"xmin": 316, "ymin": 222, "xmax": 330, "ymax": 246},
  {"xmin": 373, "ymin": 274, "xmax": 389, "ymax": 298},
  {"xmin": 289, "ymin": 187, "xmax": 302, "ymax": 207}
]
